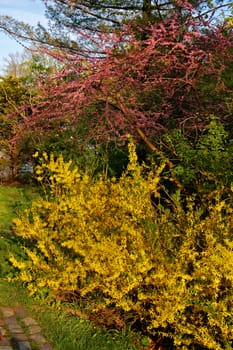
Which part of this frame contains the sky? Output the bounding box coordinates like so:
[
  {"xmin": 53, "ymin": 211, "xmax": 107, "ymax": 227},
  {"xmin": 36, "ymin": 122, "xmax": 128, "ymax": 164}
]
[
  {"xmin": 0, "ymin": 0, "xmax": 47, "ymax": 70},
  {"xmin": 0, "ymin": 0, "xmax": 231, "ymax": 71}
]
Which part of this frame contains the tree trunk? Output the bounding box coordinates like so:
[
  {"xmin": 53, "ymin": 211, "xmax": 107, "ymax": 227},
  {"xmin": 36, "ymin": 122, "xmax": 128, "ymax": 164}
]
[{"xmin": 143, "ymin": 0, "xmax": 152, "ymax": 19}]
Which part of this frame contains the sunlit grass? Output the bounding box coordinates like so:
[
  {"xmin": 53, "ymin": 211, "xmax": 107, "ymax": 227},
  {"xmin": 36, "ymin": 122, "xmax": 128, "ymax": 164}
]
[
  {"xmin": 0, "ymin": 279, "xmax": 139, "ymax": 350},
  {"xmin": 0, "ymin": 185, "xmax": 37, "ymax": 231}
]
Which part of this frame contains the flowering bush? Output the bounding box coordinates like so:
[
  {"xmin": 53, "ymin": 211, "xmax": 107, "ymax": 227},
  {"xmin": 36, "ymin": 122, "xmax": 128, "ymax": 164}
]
[{"xmin": 11, "ymin": 139, "xmax": 233, "ymax": 349}]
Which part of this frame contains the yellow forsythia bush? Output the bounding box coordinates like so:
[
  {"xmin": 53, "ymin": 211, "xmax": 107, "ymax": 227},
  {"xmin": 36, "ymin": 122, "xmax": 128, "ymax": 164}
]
[{"xmin": 11, "ymin": 140, "xmax": 233, "ymax": 349}]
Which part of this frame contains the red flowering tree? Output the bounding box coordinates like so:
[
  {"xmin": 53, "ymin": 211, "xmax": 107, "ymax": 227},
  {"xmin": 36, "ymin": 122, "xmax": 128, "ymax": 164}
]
[{"xmin": 21, "ymin": 9, "xmax": 232, "ymax": 157}]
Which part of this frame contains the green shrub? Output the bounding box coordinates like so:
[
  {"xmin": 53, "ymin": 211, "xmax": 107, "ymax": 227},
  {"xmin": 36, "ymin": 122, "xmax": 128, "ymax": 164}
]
[{"xmin": 162, "ymin": 116, "xmax": 233, "ymax": 200}]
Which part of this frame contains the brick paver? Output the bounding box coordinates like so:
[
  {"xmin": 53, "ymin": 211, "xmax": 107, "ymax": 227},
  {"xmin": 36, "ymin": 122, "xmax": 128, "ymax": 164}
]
[{"xmin": 0, "ymin": 307, "xmax": 53, "ymax": 350}]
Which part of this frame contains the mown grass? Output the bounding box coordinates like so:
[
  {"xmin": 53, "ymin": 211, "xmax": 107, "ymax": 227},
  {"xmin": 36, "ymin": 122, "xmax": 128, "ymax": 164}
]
[
  {"xmin": 0, "ymin": 185, "xmax": 141, "ymax": 350},
  {"xmin": 0, "ymin": 185, "xmax": 37, "ymax": 277},
  {"xmin": 0, "ymin": 185, "xmax": 36, "ymax": 231},
  {"xmin": 0, "ymin": 279, "xmax": 140, "ymax": 350}
]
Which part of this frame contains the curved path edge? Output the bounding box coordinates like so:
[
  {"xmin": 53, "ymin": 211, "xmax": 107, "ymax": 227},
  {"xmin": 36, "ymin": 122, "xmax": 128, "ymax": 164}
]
[{"xmin": 0, "ymin": 307, "xmax": 53, "ymax": 350}]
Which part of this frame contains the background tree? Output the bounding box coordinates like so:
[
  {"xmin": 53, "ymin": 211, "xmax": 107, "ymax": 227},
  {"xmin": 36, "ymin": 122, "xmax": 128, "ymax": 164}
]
[
  {"xmin": 2, "ymin": 51, "xmax": 29, "ymax": 78},
  {"xmin": 22, "ymin": 13, "xmax": 232, "ymax": 147},
  {"xmin": 1, "ymin": 1, "xmax": 232, "ymax": 185},
  {"xmin": 0, "ymin": 0, "xmax": 232, "ymax": 58},
  {"xmin": 0, "ymin": 50, "xmax": 64, "ymax": 181},
  {"xmin": 0, "ymin": 75, "xmax": 30, "ymax": 180}
]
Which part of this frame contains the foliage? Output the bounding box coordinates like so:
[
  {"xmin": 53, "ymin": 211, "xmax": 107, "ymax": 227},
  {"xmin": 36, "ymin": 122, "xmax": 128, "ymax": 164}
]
[
  {"xmin": 1, "ymin": 3, "xmax": 232, "ymax": 185},
  {"xmin": 0, "ymin": 75, "xmax": 28, "ymax": 114},
  {"xmin": 11, "ymin": 139, "xmax": 233, "ymax": 349},
  {"xmin": 0, "ymin": 52, "xmax": 66, "ymax": 181},
  {"xmin": 0, "ymin": 71, "xmax": 127, "ymax": 181},
  {"xmin": 16, "ymin": 11, "xmax": 233, "ymax": 160},
  {"xmin": 160, "ymin": 117, "xmax": 233, "ymax": 199},
  {"xmin": 0, "ymin": 75, "xmax": 30, "ymax": 180}
]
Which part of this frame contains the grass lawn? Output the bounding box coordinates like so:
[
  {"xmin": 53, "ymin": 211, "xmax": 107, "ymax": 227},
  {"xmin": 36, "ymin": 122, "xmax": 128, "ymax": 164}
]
[
  {"xmin": 0, "ymin": 185, "xmax": 141, "ymax": 350},
  {"xmin": 0, "ymin": 279, "xmax": 140, "ymax": 350},
  {"xmin": 0, "ymin": 185, "xmax": 37, "ymax": 277},
  {"xmin": 0, "ymin": 185, "xmax": 36, "ymax": 231}
]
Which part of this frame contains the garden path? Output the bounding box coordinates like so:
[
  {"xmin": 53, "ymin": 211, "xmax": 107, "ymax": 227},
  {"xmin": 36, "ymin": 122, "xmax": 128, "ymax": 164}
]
[{"xmin": 0, "ymin": 306, "xmax": 53, "ymax": 350}]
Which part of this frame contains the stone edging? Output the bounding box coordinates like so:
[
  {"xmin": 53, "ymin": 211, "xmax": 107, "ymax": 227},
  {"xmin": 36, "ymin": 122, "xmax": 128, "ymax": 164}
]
[{"xmin": 0, "ymin": 307, "xmax": 53, "ymax": 350}]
